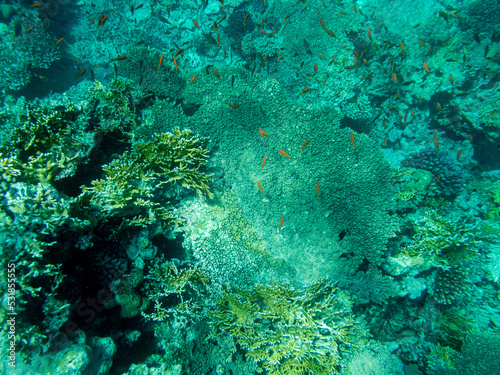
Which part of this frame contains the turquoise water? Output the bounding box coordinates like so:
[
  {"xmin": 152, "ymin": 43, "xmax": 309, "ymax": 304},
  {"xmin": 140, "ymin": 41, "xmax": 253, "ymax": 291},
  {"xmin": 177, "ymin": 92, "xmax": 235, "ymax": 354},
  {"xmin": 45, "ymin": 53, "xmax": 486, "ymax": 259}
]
[{"xmin": 1, "ymin": 0, "xmax": 500, "ymax": 374}]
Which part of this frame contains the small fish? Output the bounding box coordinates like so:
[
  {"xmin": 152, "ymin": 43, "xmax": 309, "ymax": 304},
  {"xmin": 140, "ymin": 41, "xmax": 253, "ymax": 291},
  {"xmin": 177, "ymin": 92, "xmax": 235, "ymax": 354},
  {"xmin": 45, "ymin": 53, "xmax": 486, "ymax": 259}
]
[
  {"xmin": 435, "ymin": 175, "xmax": 441, "ymax": 184},
  {"xmin": 320, "ymin": 18, "xmax": 326, "ymax": 30},
  {"xmin": 38, "ymin": 75, "xmax": 49, "ymax": 82},
  {"xmin": 433, "ymin": 130, "xmax": 436, "ymax": 139},
  {"xmin": 301, "ymin": 140, "xmax": 310, "ymax": 153},
  {"xmin": 173, "ymin": 58, "xmax": 178, "ymax": 72},
  {"xmin": 243, "ymin": 13, "xmax": 250, "ymax": 26},
  {"xmin": 350, "ymin": 132, "xmax": 355, "ymax": 150},
  {"xmin": 316, "ymin": 182, "xmax": 319, "ymax": 199},
  {"xmin": 383, "ymin": 137, "xmax": 387, "ymax": 146},
  {"xmin": 97, "ymin": 15, "xmax": 108, "ymax": 28},
  {"xmin": 157, "ymin": 54, "xmax": 163, "ymax": 70},
  {"xmin": 418, "ymin": 39, "xmax": 425, "ymax": 47},
  {"xmin": 167, "ymin": 5, "xmax": 170, "ymax": 17},
  {"xmin": 174, "ymin": 48, "xmax": 184, "ymax": 59},
  {"xmin": 190, "ymin": 75, "xmax": 197, "ymax": 84},
  {"xmin": 135, "ymin": 40, "xmax": 145, "ymax": 45},
  {"xmin": 55, "ymin": 37, "xmax": 64, "ymax": 45},
  {"xmin": 404, "ymin": 112, "xmax": 408, "ymax": 125},
  {"xmin": 192, "ymin": 19, "xmax": 200, "ymax": 29},
  {"xmin": 450, "ymin": 12, "xmax": 459, "ymax": 19},
  {"xmin": 367, "ymin": 28, "xmax": 373, "ymax": 41},
  {"xmin": 457, "ymin": 150, "xmax": 462, "ymax": 161},
  {"xmin": 259, "ymin": 127, "xmax": 269, "ymax": 141},
  {"xmin": 31, "ymin": 2, "xmax": 43, "ymax": 8},
  {"xmin": 278, "ymin": 149, "xmax": 291, "ymax": 159},
  {"xmin": 392, "ymin": 72, "xmax": 397, "ymax": 84},
  {"xmin": 257, "ymin": 181, "xmax": 265, "ymax": 197},
  {"xmin": 400, "ymin": 42, "xmax": 405, "ymax": 55},
  {"xmin": 75, "ymin": 68, "xmax": 87, "ymax": 80},
  {"xmin": 423, "ymin": 61, "xmax": 432, "ymax": 73},
  {"xmin": 434, "ymin": 137, "xmax": 439, "ymax": 151},
  {"xmin": 449, "ymin": 74, "xmax": 454, "ymax": 86},
  {"xmin": 436, "ymin": 102, "xmax": 442, "ymax": 111},
  {"xmin": 279, "ymin": 216, "xmax": 284, "ymax": 232},
  {"xmin": 339, "ymin": 9, "xmax": 348, "ymax": 15},
  {"xmin": 469, "ymin": 134, "xmax": 473, "ymax": 144},
  {"xmin": 301, "ymin": 87, "xmax": 311, "ymax": 95},
  {"xmin": 261, "ymin": 156, "xmax": 267, "ymax": 169},
  {"xmin": 111, "ymin": 56, "xmax": 127, "ymax": 61},
  {"xmin": 489, "ymin": 110, "xmax": 496, "ymax": 117},
  {"xmin": 225, "ymin": 101, "xmax": 240, "ymax": 109},
  {"xmin": 213, "ymin": 68, "xmax": 221, "ymax": 80},
  {"xmin": 314, "ymin": 63, "xmax": 318, "ymax": 75}
]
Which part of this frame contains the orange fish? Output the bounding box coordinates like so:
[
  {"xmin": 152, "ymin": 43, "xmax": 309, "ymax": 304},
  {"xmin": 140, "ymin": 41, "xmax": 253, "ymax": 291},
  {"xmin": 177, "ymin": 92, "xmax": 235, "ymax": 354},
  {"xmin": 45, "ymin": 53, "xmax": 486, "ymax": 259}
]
[
  {"xmin": 278, "ymin": 149, "xmax": 291, "ymax": 159},
  {"xmin": 383, "ymin": 137, "xmax": 387, "ymax": 146},
  {"xmin": 457, "ymin": 150, "xmax": 462, "ymax": 161},
  {"xmin": 31, "ymin": 2, "xmax": 43, "ymax": 8},
  {"xmin": 418, "ymin": 39, "xmax": 425, "ymax": 47},
  {"xmin": 314, "ymin": 63, "xmax": 318, "ymax": 75},
  {"xmin": 450, "ymin": 12, "xmax": 459, "ymax": 18},
  {"xmin": 259, "ymin": 127, "xmax": 269, "ymax": 141},
  {"xmin": 225, "ymin": 101, "xmax": 240, "ymax": 109},
  {"xmin": 213, "ymin": 68, "xmax": 221, "ymax": 80},
  {"xmin": 173, "ymin": 58, "xmax": 178, "ymax": 72},
  {"xmin": 350, "ymin": 132, "xmax": 356, "ymax": 150},
  {"xmin": 257, "ymin": 181, "xmax": 265, "ymax": 197},
  {"xmin": 263, "ymin": 53, "xmax": 269, "ymax": 63},
  {"xmin": 190, "ymin": 75, "xmax": 197, "ymax": 84},
  {"xmin": 320, "ymin": 18, "xmax": 326, "ymax": 30},
  {"xmin": 156, "ymin": 54, "xmax": 163, "ymax": 70},
  {"xmin": 367, "ymin": 28, "xmax": 373, "ymax": 41},
  {"xmin": 326, "ymin": 29, "xmax": 336, "ymax": 38},
  {"xmin": 316, "ymin": 182, "xmax": 319, "ymax": 199},
  {"xmin": 279, "ymin": 216, "xmax": 284, "ymax": 232},
  {"xmin": 339, "ymin": 9, "xmax": 348, "ymax": 15},
  {"xmin": 55, "ymin": 37, "xmax": 64, "ymax": 45},
  {"xmin": 243, "ymin": 13, "xmax": 250, "ymax": 26},
  {"xmin": 261, "ymin": 156, "xmax": 267, "ymax": 169},
  {"xmin": 489, "ymin": 110, "xmax": 496, "ymax": 117},
  {"xmin": 400, "ymin": 42, "xmax": 405, "ymax": 55},
  {"xmin": 433, "ymin": 130, "xmax": 436, "ymax": 139},
  {"xmin": 260, "ymin": 30, "xmax": 267, "ymax": 35},
  {"xmin": 111, "ymin": 56, "xmax": 127, "ymax": 61},
  {"xmin": 434, "ymin": 137, "xmax": 439, "ymax": 151},
  {"xmin": 449, "ymin": 74, "xmax": 453, "ymax": 86},
  {"xmin": 392, "ymin": 72, "xmax": 397, "ymax": 84},
  {"xmin": 423, "ymin": 61, "xmax": 431, "ymax": 73},
  {"xmin": 404, "ymin": 112, "xmax": 408, "ymax": 125},
  {"xmin": 75, "ymin": 69, "xmax": 87, "ymax": 80},
  {"xmin": 97, "ymin": 15, "xmax": 108, "ymax": 28},
  {"xmin": 174, "ymin": 48, "xmax": 184, "ymax": 59},
  {"xmin": 301, "ymin": 140, "xmax": 310, "ymax": 153},
  {"xmin": 192, "ymin": 19, "xmax": 200, "ymax": 29},
  {"xmin": 167, "ymin": 4, "xmax": 170, "ymax": 17},
  {"xmin": 301, "ymin": 87, "xmax": 311, "ymax": 95},
  {"xmin": 435, "ymin": 176, "xmax": 441, "ymax": 184},
  {"xmin": 436, "ymin": 102, "xmax": 442, "ymax": 111}
]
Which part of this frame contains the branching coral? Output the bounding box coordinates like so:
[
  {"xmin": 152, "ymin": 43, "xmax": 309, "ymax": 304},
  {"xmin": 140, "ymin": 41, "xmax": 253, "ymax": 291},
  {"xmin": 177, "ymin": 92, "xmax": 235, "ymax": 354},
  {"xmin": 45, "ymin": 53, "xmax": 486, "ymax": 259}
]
[
  {"xmin": 82, "ymin": 128, "xmax": 212, "ymax": 233},
  {"xmin": 210, "ymin": 279, "xmax": 363, "ymax": 375}
]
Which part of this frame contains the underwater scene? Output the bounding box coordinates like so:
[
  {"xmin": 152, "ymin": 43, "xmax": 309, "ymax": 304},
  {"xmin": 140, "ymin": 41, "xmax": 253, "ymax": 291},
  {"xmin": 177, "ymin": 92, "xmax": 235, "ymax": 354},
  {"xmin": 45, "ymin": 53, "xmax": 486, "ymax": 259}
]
[{"xmin": 1, "ymin": 0, "xmax": 500, "ymax": 374}]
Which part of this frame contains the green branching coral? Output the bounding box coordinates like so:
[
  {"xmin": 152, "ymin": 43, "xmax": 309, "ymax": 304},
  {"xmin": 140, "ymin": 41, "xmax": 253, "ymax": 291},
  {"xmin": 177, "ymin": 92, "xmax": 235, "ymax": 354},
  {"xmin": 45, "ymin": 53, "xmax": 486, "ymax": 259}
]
[
  {"xmin": 82, "ymin": 128, "xmax": 212, "ymax": 233},
  {"xmin": 210, "ymin": 279, "xmax": 363, "ymax": 375},
  {"xmin": 404, "ymin": 210, "xmax": 487, "ymax": 266},
  {"xmin": 88, "ymin": 78, "xmax": 137, "ymax": 135},
  {"xmin": 142, "ymin": 260, "xmax": 211, "ymax": 321}
]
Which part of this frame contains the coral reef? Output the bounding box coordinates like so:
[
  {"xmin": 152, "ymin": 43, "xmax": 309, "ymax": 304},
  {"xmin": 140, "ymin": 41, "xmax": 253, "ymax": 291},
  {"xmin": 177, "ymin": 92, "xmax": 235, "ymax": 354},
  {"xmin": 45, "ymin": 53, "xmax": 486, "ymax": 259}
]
[
  {"xmin": 209, "ymin": 279, "xmax": 364, "ymax": 374},
  {"xmin": 82, "ymin": 128, "xmax": 212, "ymax": 234},
  {"xmin": 401, "ymin": 149, "xmax": 465, "ymax": 198}
]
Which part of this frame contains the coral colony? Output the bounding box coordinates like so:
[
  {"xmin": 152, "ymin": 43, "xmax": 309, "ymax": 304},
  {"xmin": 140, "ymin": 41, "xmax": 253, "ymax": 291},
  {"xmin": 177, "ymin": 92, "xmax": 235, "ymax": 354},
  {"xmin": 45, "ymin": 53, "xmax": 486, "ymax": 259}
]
[{"xmin": 1, "ymin": 0, "xmax": 500, "ymax": 374}]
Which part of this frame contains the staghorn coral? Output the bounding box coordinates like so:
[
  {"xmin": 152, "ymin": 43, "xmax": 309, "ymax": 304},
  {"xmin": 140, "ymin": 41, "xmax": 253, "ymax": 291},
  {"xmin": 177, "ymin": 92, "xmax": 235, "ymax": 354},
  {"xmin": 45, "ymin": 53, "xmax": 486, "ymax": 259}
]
[{"xmin": 209, "ymin": 279, "xmax": 364, "ymax": 375}]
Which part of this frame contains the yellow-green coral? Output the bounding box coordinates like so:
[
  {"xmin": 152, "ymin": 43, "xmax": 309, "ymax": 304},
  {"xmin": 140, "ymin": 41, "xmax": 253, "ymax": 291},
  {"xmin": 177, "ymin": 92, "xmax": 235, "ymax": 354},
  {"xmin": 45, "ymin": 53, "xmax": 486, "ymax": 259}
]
[
  {"xmin": 82, "ymin": 128, "xmax": 212, "ymax": 233},
  {"xmin": 404, "ymin": 210, "xmax": 487, "ymax": 266},
  {"xmin": 210, "ymin": 279, "xmax": 362, "ymax": 375},
  {"xmin": 142, "ymin": 260, "xmax": 211, "ymax": 321}
]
